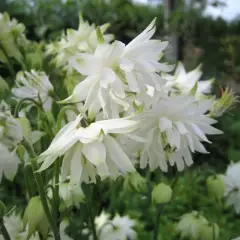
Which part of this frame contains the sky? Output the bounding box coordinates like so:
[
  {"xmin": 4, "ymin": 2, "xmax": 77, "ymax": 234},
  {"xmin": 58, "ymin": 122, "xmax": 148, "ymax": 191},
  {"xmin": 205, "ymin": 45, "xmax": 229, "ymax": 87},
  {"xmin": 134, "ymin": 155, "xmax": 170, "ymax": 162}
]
[{"xmin": 134, "ymin": 0, "xmax": 240, "ymax": 21}]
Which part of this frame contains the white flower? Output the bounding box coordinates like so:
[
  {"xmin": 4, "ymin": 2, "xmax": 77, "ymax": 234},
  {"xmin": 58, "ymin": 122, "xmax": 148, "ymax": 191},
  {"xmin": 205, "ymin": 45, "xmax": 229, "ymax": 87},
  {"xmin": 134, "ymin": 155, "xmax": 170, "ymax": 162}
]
[
  {"xmin": 0, "ymin": 101, "xmax": 23, "ymax": 148},
  {"xmin": 38, "ymin": 115, "xmax": 138, "ymax": 183},
  {"xmin": 46, "ymin": 15, "xmax": 113, "ymax": 70},
  {"xmin": 176, "ymin": 211, "xmax": 208, "ymax": 240},
  {"xmin": 60, "ymin": 19, "xmax": 172, "ymax": 119},
  {"xmin": 223, "ymin": 162, "xmax": 240, "ymax": 214},
  {"xmin": 0, "ymin": 144, "xmax": 19, "ymax": 182},
  {"xmin": 59, "ymin": 182, "xmax": 85, "ymax": 208},
  {"xmin": 163, "ymin": 62, "xmax": 213, "ymax": 97},
  {"xmin": 0, "ymin": 101, "xmax": 21, "ymax": 182},
  {"xmin": 95, "ymin": 212, "xmax": 137, "ymax": 240},
  {"xmin": 0, "ymin": 212, "xmax": 40, "ymax": 240},
  {"xmin": 0, "ymin": 12, "xmax": 27, "ymax": 64},
  {"xmin": 130, "ymin": 95, "xmax": 222, "ymax": 172},
  {"xmin": 12, "ymin": 70, "xmax": 54, "ymax": 112}
]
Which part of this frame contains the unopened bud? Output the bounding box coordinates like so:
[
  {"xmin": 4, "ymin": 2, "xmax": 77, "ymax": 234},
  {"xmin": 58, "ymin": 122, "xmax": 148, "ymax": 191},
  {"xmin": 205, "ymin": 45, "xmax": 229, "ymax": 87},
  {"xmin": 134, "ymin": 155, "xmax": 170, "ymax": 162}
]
[
  {"xmin": 152, "ymin": 183, "xmax": 172, "ymax": 204},
  {"xmin": 210, "ymin": 88, "xmax": 238, "ymax": 117},
  {"xmin": 200, "ymin": 222, "xmax": 219, "ymax": 240},
  {"xmin": 206, "ymin": 175, "xmax": 224, "ymax": 201},
  {"xmin": 23, "ymin": 196, "xmax": 49, "ymax": 239}
]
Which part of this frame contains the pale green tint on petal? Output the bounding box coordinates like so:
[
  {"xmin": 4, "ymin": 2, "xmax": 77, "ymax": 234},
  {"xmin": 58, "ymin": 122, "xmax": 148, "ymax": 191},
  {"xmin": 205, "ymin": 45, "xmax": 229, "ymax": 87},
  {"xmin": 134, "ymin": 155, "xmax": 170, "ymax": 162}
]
[
  {"xmin": 104, "ymin": 135, "xmax": 135, "ymax": 173},
  {"xmin": 82, "ymin": 141, "xmax": 106, "ymax": 166}
]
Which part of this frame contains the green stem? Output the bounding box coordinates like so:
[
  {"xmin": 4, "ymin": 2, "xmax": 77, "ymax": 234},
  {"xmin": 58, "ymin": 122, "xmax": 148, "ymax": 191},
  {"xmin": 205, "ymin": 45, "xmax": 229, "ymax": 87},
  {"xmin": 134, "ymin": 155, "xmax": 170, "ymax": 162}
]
[
  {"xmin": 56, "ymin": 105, "xmax": 79, "ymax": 132},
  {"xmin": 0, "ymin": 43, "xmax": 16, "ymax": 79},
  {"xmin": 212, "ymin": 223, "xmax": 216, "ymax": 240},
  {"xmin": 22, "ymin": 139, "xmax": 60, "ymax": 240},
  {"xmin": 53, "ymin": 158, "xmax": 60, "ymax": 224},
  {"xmin": 14, "ymin": 97, "xmax": 42, "ymax": 117},
  {"xmin": 0, "ymin": 219, "xmax": 10, "ymax": 240},
  {"xmin": 153, "ymin": 205, "xmax": 164, "ymax": 240},
  {"xmin": 24, "ymin": 164, "xmax": 35, "ymax": 198},
  {"xmin": 86, "ymin": 192, "xmax": 98, "ymax": 240}
]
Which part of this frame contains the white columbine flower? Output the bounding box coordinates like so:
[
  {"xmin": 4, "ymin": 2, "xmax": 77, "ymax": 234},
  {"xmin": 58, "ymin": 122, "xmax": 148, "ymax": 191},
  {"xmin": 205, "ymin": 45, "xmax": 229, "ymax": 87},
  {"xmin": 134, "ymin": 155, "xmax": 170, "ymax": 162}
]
[
  {"xmin": 163, "ymin": 62, "xmax": 213, "ymax": 97},
  {"xmin": 176, "ymin": 211, "xmax": 208, "ymax": 240},
  {"xmin": 38, "ymin": 115, "xmax": 138, "ymax": 183},
  {"xmin": 12, "ymin": 70, "xmax": 54, "ymax": 112},
  {"xmin": 95, "ymin": 212, "xmax": 137, "ymax": 240},
  {"xmin": 0, "ymin": 101, "xmax": 22, "ymax": 182},
  {"xmin": 60, "ymin": 19, "xmax": 173, "ymax": 119},
  {"xmin": 131, "ymin": 95, "xmax": 222, "ymax": 172},
  {"xmin": 46, "ymin": 15, "xmax": 113, "ymax": 70},
  {"xmin": 59, "ymin": 182, "xmax": 85, "ymax": 208},
  {"xmin": 223, "ymin": 162, "xmax": 240, "ymax": 214}
]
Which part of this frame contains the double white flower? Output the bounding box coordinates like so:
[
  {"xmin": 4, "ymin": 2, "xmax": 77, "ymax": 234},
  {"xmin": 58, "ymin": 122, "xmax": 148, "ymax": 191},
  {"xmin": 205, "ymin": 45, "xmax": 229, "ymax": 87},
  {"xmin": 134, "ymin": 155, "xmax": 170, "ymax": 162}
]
[
  {"xmin": 38, "ymin": 116, "xmax": 138, "ymax": 183},
  {"xmin": 60, "ymin": 19, "xmax": 173, "ymax": 119},
  {"xmin": 12, "ymin": 70, "xmax": 54, "ymax": 112},
  {"xmin": 129, "ymin": 95, "xmax": 222, "ymax": 171},
  {"xmin": 46, "ymin": 16, "xmax": 113, "ymax": 70}
]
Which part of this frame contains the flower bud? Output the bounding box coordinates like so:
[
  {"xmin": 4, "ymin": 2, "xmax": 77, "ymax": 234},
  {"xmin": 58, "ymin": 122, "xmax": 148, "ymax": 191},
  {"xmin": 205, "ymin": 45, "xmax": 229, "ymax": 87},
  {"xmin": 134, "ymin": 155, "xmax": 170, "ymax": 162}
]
[
  {"xmin": 176, "ymin": 211, "xmax": 208, "ymax": 240},
  {"xmin": 152, "ymin": 183, "xmax": 172, "ymax": 204},
  {"xmin": 59, "ymin": 183, "xmax": 86, "ymax": 208},
  {"xmin": 206, "ymin": 175, "xmax": 225, "ymax": 201},
  {"xmin": 0, "ymin": 200, "xmax": 6, "ymax": 218},
  {"xmin": 210, "ymin": 88, "xmax": 238, "ymax": 117},
  {"xmin": 23, "ymin": 196, "xmax": 49, "ymax": 239},
  {"xmin": 124, "ymin": 172, "xmax": 147, "ymax": 193},
  {"xmin": 200, "ymin": 222, "xmax": 219, "ymax": 240}
]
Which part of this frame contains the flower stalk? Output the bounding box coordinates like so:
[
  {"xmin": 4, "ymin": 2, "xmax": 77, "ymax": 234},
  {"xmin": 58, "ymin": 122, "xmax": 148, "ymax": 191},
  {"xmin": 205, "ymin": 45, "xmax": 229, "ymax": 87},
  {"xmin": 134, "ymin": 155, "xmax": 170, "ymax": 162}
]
[{"xmin": 21, "ymin": 138, "xmax": 60, "ymax": 240}]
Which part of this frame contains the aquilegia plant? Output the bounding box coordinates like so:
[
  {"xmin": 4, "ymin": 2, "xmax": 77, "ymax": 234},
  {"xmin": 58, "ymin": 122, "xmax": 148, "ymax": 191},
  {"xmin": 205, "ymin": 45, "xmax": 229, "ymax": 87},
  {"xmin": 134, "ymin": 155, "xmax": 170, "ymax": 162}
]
[{"xmin": 0, "ymin": 12, "xmax": 238, "ymax": 240}]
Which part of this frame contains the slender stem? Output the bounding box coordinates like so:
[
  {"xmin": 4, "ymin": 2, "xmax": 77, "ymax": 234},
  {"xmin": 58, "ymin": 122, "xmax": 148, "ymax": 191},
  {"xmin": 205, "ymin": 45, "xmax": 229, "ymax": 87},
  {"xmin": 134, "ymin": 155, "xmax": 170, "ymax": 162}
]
[
  {"xmin": 14, "ymin": 97, "xmax": 42, "ymax": 117},
  {"xmin": 153, "ymin": 205, "xmax": 164, "ymax": 240},
  {"xmin": 0, "ymin": 43, "xmax": 16, "ymax": 79},
  {"xmin": 22, "ymin": 139, "xmax": 60, "ymax": 240},
  {"xmin": 53, "ymin": 158, "xmax": 60, "ymax": 225},
  {"xmin": 56, "ymin": 106, "xmax": 79, "ymax": 133},
  {"xmin": 86, "ymin": 189, "xmax": 98, "ymax": 240},
  {"xmin": 212, "ymin": 223, "xmax": 216, "ymax": 240},
  {"xmin": 23, "ymin": 164, "xmax": 35, "ymax": 198},
  {"xmin": 0, "ymin": 219, "xmax": 10, "ymax": 240}
]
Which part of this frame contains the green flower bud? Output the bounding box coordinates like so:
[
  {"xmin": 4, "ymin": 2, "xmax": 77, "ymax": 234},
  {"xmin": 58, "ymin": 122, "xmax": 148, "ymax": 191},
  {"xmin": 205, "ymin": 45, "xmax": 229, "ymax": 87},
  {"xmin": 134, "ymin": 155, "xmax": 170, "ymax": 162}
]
[
  {"xmin": 152, "ymin": 183, "xmax": 172, "ymax": 204},
  {"xmin": 123, "ymin": 172, "xmax": 147, "ymax": 193},
  {"xmin": 23, "ymin": 196, "xmax": 49, "ymax": 239},
  {"xmin": 200, "ymin": 223, "xmax": 219, "ymax": 240},
  {"xmin": 0, "ymin": 200, "xmax": 6, "ymax": 218},
  {"xmin": 176, "ymin": 211, "xmax": 208, "ymax": 240},
  {"xmin": 210, "ymin": 88, "xmax": 238, "ymax": 117},
  {"xmin": 206, "ymin": 175, "xmax": 225, "ymax": 201}
]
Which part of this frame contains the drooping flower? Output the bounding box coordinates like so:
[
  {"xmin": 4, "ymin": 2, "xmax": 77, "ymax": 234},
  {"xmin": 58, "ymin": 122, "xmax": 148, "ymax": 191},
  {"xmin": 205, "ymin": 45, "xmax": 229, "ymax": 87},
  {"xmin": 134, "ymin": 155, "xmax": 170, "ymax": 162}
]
[
  {"xmin": 176, "ymin": 211, "xmax": 209, "ymax": 240},
  {"xmin": 0, "ymin": 12, "xmax": 28, "ymax": 64},
  {"xmin": 0, "ymin": 101, "xmax": 22, "ymax": 148},
  {"xmin": 163, "ymin": 62, "xmax": 214, "ymax": 97},
  {"xmin": 60, "ymin": 19, "xmax": 173, "ymax": 119},
  {"xmin": 38, "ymin": 115, "xmax": 138, "ymax": 183},
  {"xmin": 94, "ymin": 212, "xmax": 137, "ymax": 240},
  {"xmin": 129, "ymin": 95, "xmax": 222, "ymax": 172},
  {"xmin": 12, "ymin": 70, "xmax": 54, "ymax": 112},
  {"xmin": 0, "ymin": 101, "xmax": 22, "ymax": 182},
  {"xmin": 222, "ymin": 162, "xmax": 240, "ymax": 214},
  {"xmin": 46, "ymin": 15, "xmax": 113, "ymax": 70}
]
